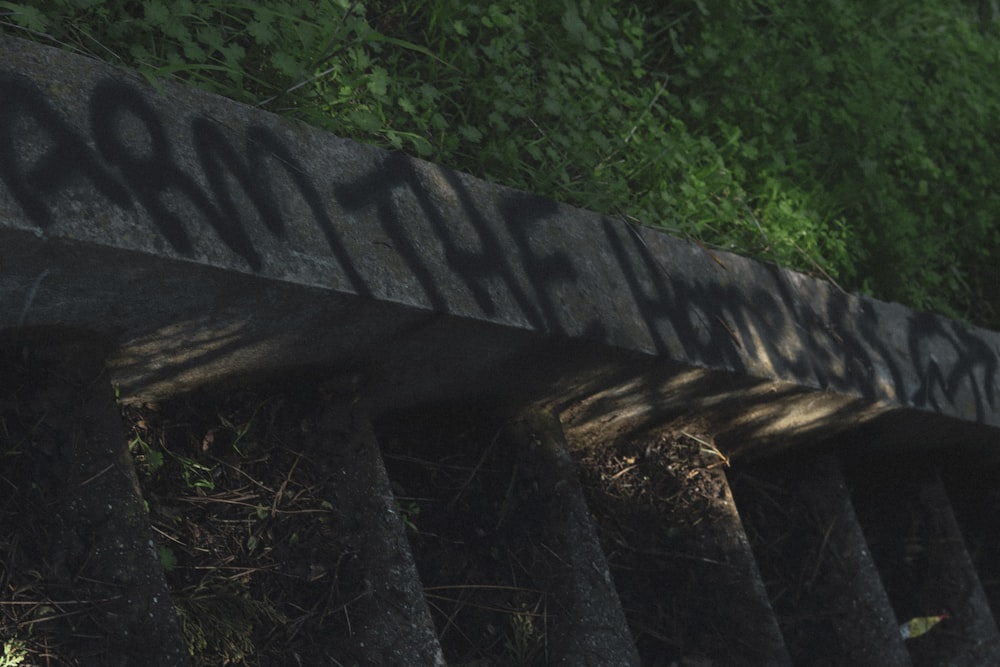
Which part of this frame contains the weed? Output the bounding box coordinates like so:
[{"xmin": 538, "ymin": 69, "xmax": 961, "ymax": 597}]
[
  {"xmin": 398, "ymin": 499, "xmax": 421, "ymax": 532},
  {"xmin": 174, "ymin": 574, "xmax": 286, "ymax": 664},
  {"xmin": 129, "ymin": 430, "xmax": 215, "ymax": 490},
  {"xmin": 505, "ymin": 606, "xmax": 545, "ymax": 666},
  {"xmin": 157, "ymin": 544, "xmax": 178, "ymax": 572},
  {"xmin": 130, "ymin": 433, "xmax": 164, "ymax": 473},
  {"xmin": 0, "ymin": 639, "xmax": 27, "ymax": 667},
  {"xmin": 680, "ymin": 430, "xmax": 730, "ymax": 468}
]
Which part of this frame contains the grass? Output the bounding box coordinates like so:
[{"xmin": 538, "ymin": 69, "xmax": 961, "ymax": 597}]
[
  {"xmin": 2, "ymin": 0, "xmax": 996, "ymax": 326},
  {"xmin": 173, "ymin": 574, "xmax": 286, "ymax": 664}
]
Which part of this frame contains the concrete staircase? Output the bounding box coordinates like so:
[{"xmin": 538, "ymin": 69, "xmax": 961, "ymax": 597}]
[
  {"xmin": 3, "ymin": 349, "xmax": 999, "ymax": 665},
  {"xmin": 2, "ymin": 34, "xmax": 999, "ymax": 665}
]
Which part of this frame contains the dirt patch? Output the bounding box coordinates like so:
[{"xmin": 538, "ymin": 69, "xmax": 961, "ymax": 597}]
[
  {"xmin": 123, "ymin": 374, "xmax": 442, "ymax": 666},
  {"xmin": 572, "ymin": 424, "xmax": 788, "ymax": 665}
]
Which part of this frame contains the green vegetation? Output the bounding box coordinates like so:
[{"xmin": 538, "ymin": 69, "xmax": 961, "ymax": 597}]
[
  {"xmin": 1, "ymin": 0, "xmax": 997, "ymax": 326},
  {"xmin": 174, "ymin": 574, "xmax": 286, "ymax": 664},
  {"xmin": 0, "ymin": 638, "xmax": 27, "ymax": 667}
]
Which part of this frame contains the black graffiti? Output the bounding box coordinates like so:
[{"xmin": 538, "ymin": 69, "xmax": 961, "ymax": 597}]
[
  {"xmin": 1, "ymin": 71, "xmax": 582, "ymax": 331},
  {"xmin": 1, "ymin": 71, "xmax": 997, "ymax": 421},
  {"xmin": 499, "ymin": 191, "xmax": 591, "ymax": 337},
  {"xmin": 600, "ymin": 217, "xmax": 744, "ymax": 366},
  {"xmin": 0, "ymin": 73, "xmax": 132, "ymax": 227},
  {"xmin": 0, "ymin": 73, "xmax": 368, "ymax": 289},
  {"xmin": 907, "ymin": 313, "xmax": 997, "ymax": 419},
  {"xmin": 91, "ymin": 79, "xmax": 239, "ymax": 262},
  {"xmin": 243, "ymin": 127, "xmax": 371, "ymax": 297},
  {"xmin": 335, "ymin": 152, "xmax": 582, "ymax": 333},
  {"xmin": 334, "ymin": 152, "xmax": 449, "ymax": 312},
  {"xmin": 599, "ymin": 216, "xmax": 999, "ymax": 415}
]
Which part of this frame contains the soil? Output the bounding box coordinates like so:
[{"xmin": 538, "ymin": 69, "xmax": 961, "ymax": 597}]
[
  {"xmin": 124, "ymin": 384, "xmax": 368, "ymax": 665},
  {"xmin": 574, "ymin": 423, "xmax": 789, "ymax": 666}
]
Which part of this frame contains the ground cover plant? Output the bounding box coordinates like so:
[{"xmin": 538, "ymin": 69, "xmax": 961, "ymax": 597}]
[{"xmin": 1, "ymin": 0, "xmax": 996, "ymax": 326}]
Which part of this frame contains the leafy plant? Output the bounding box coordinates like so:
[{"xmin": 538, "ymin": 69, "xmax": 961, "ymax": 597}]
[
  {"xmin": 504, "ymin": 607, "xmax": 544, "ymax": 666},
  {"xmin": 658, "ymin": 0, "xmax": 1000, "ymax": 322},
  {"xmin": 398, "ymin": 499, "xmax": 421, "ymax": 532},
  {"xmin": 130, "ymin": 433, "xmax": 164, "ymax": 472},
  {"xmin": 158, "ymin": 544, "xmax": 178, "ymax": 572},
  {"xmin": 130, "ymin": 431, "xmax": 215, "ymax": 490},
  {"xmin": 2, "ymin": 0, "xmax": 996, "ymax": 326},
  {"xmin": 0, "ymin": 639, "xmax": 27, "ymax": 667}
]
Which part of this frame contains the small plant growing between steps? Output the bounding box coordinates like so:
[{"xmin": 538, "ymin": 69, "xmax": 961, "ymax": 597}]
[
  {"xmin": 174, "ymin": 574, "xmax": 286, "ymax": 664},
  {"xmin": 0, "ymin": 638, "xmax": 27, "ymax": 667},
  {"xmin": 504, "ymin": 605, "xmax": 545, "ymax": 666}
]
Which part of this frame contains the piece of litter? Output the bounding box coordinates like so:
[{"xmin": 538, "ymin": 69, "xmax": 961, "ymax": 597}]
[{"xmin": 900, "ymin": 614, "xmax": 949, "ymax": 639}]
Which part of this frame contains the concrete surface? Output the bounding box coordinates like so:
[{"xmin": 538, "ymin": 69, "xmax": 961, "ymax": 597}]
[{"xmin": 1, "ymin": 34, "xmax": 998, "ymax": 457}]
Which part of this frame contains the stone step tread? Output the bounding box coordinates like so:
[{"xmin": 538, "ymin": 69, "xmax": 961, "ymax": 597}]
[
  {"xmin": 569, "ymin": 425, "xmax": 792, "ymax": 666},
  {"xmin": 847, "ymin": 460, "xmax": 1000, "ymax": 667},
  {"xmin": 0, "ymin": 344, "xmax": 190, "ymax": 665},
  {"xmin": 499, "ymin": 410, "xmax": 639, "ymax": 666},
  {"xmin": 731, "ymin": 452, "xmax": 913, "ymax": 666},
  {"xmin": 377, "ymin": 404, "xmax": 640, "ymax": 666},
  {"xmin": 313, "ymin": 397, "xmax": 446, "ymax": 666},
  {"xmin": 712, "ymin": 467, "xmax": 794, "ymax": 666}
]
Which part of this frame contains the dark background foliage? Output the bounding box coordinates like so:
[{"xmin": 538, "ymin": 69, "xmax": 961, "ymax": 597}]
[{"xmin": 3, "ymin": 0, "xmax": 997, "ymax": 326}]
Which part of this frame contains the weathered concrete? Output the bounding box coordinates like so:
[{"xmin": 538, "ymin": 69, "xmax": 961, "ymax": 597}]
[
  {"xmin": 733, "ymin": 453, "xmax": 913, "ymax": 666},
  {"xmin": 2, "ymin": 34, "xmax": 998, "ymax": 456},
  {"xmin": 502, "ymin": 409, "xmax": 640, "ymax": 666},
  {"xmin": 850, "ymin": 464, "xmax": 1000, "ymax": 667},
  {"xmin": 0, "ymin": 340, "xmax": 190, "ymax": 665},
  {"xmin": 315, "ymin": 396, "xmax": 446, "ymax": 666}
]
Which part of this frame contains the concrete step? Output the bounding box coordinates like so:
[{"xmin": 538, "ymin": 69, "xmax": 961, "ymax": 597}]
[
  {"xmin": 376, "ymin": 402, "xmax": 639, "ymax": 666},
  {"xmin": 847, "ymin": 457, "xmax": 1000, "ymax": 667},
  {"xmin": 3, "ymin": 360, "xmax": 1000, "ymax": 665},
  {"xmin": 0, "ymin": 340, "xmax": 189, "ymax": 665},
  {"xmin": 499, "ymin": 409, "xmax": 639, "ymax": 666},
  {"xmin": 0, "ymin": 30, "xmax": 1000, "ymax": 667},
  {"xmin": 571, "ymin": 423, "xmax": 791, "ymax": 665},
  {"xmin": 4, "ymin": 32, "xmax": 999, "ymax": 463},
  {"xmin": 0, "ymin": 349, "xmax": 445, "ymax": 665},
  {"xmin": 2, "ymin": 28, "xmax": 1000, "ymax": 667},
  {"xmin": 312, "ymin": 390, "xmax": 446, "ymax": 666},
  {"xmin": 127, "ymin": 375, "xmax": 446, "ymax": 666},
  {"xmin": 731, "ymin": 452, "xmax": 912, "ymax": 666}
]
